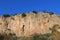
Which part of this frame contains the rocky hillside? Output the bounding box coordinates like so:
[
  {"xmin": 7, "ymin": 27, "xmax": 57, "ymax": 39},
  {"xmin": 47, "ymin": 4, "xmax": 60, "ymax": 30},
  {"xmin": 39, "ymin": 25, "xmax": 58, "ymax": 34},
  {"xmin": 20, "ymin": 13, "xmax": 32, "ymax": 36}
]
[{"xmin": 0, "ymin": 12, "xmax": 60, "ymax": 37}]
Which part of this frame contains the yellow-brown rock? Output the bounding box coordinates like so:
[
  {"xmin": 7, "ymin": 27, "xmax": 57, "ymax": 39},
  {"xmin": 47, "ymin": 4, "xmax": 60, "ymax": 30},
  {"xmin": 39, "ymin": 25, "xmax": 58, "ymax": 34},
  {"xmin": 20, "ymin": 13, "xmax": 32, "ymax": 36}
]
[{"xmin": 0, "ymin": 12, "xmax": 60, "ymax": 37}]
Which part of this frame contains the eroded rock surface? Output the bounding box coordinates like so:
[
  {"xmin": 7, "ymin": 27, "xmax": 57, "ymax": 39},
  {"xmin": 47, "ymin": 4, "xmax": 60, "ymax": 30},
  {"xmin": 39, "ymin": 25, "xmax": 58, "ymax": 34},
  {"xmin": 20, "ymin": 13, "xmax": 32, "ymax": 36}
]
[{"xmin": 0, "ymin": 12, "xmax": 60, "ymax": 37}]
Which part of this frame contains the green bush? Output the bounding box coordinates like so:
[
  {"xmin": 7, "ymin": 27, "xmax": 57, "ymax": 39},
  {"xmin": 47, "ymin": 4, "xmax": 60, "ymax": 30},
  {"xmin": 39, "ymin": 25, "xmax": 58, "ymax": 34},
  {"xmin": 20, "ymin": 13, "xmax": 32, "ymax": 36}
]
[
  {"xmin": 49, "ymin": 12, "xmax": 54, "ymax": 15},
  {"xmin": 32, "ymin": 33, "xmax": 51, "ymax": 40},
  {"xmin": 3, "ymin": 14, "xmax": 10, "ymax": 17},
  {"xmin": 32, "ymin": 11, "xmax": 37, "ymax": 14},
  {"xmin": 32, "ymin": 33, "xmax": 40, "ymax": 40},
  {"xmin": 9, "ymin": 33, "xmax": 17, "ymax": 40},
  {"xmin": 0, "ymin": 34, "xmax": 4, "ymax": 40},
  {"xmin": 22, "ymin": 13, "xmax": 26, "ymax": 18}
]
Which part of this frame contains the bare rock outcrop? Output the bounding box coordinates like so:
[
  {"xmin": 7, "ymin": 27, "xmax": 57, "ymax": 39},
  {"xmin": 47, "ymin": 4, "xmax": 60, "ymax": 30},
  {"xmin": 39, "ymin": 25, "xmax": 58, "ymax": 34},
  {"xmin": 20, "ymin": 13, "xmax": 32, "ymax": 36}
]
[{"xmin": 0, "ymin": 12, "xmax": 60, "ymax": 37}]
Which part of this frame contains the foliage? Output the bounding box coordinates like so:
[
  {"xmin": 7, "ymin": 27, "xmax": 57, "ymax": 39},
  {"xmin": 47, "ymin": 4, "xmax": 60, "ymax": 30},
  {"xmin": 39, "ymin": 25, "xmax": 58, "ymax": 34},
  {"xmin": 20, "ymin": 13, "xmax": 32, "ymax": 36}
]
[
  {"xmin": 47, "ymin": 35, "xmax": 55, "ymax": 40},
  {"xmin": 32, "ymin": 33, "xmax": 40, "ymax": 40},
  {"xmin": 49, "ymin": 12, "xmax": 54, "ymax": 15},
  {"xmin": 22, "ymin": 13, "xmax": 26, "ymax": 18},
  {"xmin": 49, "ymin": 24, "xmax": 60, "ymax": 34},
  {"xmin": 48, "ymin": 24, "xmax": 60, "ymax": 40},
  {"xmin": 0, "ymin": 33, "xmax": 18, "ymax": 40},
  {"xmin": 0, "ymin": 34, "xmax": 4, "ymax": 40},
  {"xmin": 9, "ymin": 33, "xmax": 17, "ymax": 40},
  {"xmin": 32, "ymin": 24, "xmax": 60, "ymax": 40},
  {"xmin": 0, "ymin": 24, "xmax": 60, "ymax": 40},
  {"xmin": 32, "ymin": 11, "xmax": 37, "ymax": 14},
  {"xmin": 43, "ymin": 11, "xmax": 54, "ymax": 15},
  {"xmin": 3, "ymin": 14, "xmax": 10, "ymax": 17},
  {"xmin": 32, "ymin": 33, "xmax": 51, "ymax": 40}
]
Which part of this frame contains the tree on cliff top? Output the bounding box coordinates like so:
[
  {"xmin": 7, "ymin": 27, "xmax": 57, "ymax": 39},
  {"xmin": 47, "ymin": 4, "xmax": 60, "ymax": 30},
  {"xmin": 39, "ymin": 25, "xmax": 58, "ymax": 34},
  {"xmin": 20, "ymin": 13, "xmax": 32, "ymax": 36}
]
[
  {"xmin": 22, "ymin": 13, "xmax": 26, "ymax": 18},
  {"xmin": 49, "ymin": 12, "xmax": 54, "ymax": 15},
  {"xmin": 3, "ymin": 14, "xmax": 10, "ymax": 17},
  {"xmin": 43, "ymin": 10, "xmax": 54, "ymax": 15},
  {"xmin": 32, "ymin": 10, "xmax": 37, "ymax": 14}
]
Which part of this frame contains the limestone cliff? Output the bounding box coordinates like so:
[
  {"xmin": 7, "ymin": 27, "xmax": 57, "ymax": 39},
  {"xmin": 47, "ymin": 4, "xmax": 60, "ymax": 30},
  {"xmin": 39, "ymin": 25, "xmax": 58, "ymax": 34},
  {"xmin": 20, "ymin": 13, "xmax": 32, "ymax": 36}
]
[{"xmin": 0, "ymin": 12, "xmax": 60, "ymax": 37}]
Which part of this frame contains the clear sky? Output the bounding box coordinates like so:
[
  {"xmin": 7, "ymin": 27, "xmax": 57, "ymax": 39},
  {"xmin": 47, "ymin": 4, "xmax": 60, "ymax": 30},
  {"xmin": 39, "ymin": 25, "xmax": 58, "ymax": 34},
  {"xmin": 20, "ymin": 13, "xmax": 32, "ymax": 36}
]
[{"xmin": 0, "ymin": 0, "xmax": 60, "ymax": 16}]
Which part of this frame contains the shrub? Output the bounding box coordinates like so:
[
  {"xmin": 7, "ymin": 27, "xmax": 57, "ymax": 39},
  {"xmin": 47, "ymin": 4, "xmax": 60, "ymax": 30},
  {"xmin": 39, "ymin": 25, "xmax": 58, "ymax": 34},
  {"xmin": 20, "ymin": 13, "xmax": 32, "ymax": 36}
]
[
  {"xmin": 9, "ymin": 33, "xmax": 17, "ymax": 40},
  {"xmin": 32, "ymin": 11, "xmax": 37, "ymax": 14},
  {"xmin": 0, "ymin": 34, "xmax": 4, "ymax": 40},
  {"xmin": 32, "ymin": 33, "xmax": 40, "ymax": 40},
  {"xmin": 3, "ymin": 14, "xmax": 10, "ymax": 17},
  {"xmin": 43, "ymin": 11, "xmax": 54, "ymax": 15},
  {"xmin": 49, "ymin": 12, "xmax": 54, "ymax": 15},
  {"xmin": 32, "ymin": 33, "xmax": 51, "ymax": 40},
  {"xmin": 22, "ymin": 13, "xmax": 26, "ymax": 18}
]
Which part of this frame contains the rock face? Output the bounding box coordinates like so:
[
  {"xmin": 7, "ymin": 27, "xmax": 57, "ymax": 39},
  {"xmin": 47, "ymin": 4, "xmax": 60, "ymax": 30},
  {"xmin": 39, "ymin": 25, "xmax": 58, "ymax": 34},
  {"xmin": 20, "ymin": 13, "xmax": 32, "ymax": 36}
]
[{"xmin": 0, "ymin": 12, "xmax": 60, "ymax": 37}]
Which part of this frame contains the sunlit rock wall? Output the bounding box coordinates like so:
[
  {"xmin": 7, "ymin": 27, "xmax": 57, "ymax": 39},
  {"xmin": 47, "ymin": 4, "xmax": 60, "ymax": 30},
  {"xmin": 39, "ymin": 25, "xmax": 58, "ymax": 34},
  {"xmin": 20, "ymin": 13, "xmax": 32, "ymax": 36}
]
[{"xmin": 0, "ymin": 12, "xmax": 60, "ymax": 37}]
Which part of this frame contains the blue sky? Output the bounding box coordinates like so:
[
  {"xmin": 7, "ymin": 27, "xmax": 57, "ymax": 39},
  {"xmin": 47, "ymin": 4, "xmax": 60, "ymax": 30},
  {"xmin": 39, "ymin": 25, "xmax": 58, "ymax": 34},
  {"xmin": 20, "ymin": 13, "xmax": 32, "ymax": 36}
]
[{"xmin": 0, "ymin": 0, "xmax": 60, "ymax": 16}]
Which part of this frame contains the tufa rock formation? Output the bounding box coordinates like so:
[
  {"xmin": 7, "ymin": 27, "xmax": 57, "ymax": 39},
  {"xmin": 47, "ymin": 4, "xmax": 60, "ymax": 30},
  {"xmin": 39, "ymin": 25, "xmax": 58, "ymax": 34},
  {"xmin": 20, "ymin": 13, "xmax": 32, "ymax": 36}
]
[{"xmin": 0, "ymin": 12, "xmax": 60, "ymax": 37}]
